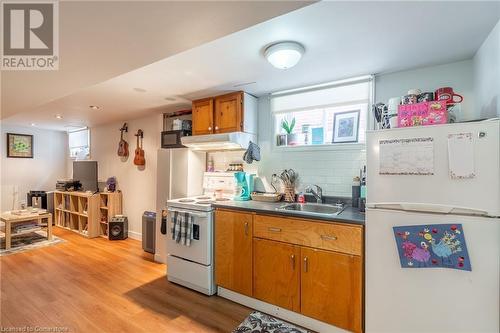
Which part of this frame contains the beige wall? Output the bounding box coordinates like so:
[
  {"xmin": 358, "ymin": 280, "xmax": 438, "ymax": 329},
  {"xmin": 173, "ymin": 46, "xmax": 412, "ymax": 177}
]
[
  {"xmin": 1, "ymin": 124, "xmax": 68, "ymax": 211},
  {"xmin": 83, "ymin": 113, "xmax": 162, "ymax": 239}
]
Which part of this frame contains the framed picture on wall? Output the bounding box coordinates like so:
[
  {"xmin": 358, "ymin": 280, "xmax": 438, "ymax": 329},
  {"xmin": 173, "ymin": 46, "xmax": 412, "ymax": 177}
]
[
  {"xmin": 332, "ymin": 110, "xmax": 360, "ymax": 143},
  {"xmin": 7, "ymin": 133, "xmax": 33, "ymax": 158}
]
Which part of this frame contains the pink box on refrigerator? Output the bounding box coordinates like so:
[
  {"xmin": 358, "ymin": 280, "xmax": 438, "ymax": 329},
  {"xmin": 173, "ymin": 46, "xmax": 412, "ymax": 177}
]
[{"xmin": 397, "ymin": 100, "xmax": 447, "ymax": 127}]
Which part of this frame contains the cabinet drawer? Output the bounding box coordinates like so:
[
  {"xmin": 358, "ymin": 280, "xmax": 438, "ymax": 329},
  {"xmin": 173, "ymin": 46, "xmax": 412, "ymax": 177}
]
[{"xmin": 253, "ymin": 214, "xmax": 363, "ymax": 256}]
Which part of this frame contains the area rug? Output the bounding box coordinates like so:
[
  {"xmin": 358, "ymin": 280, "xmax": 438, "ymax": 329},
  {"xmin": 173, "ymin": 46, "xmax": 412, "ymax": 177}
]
[
  {"xmin": 233, "ymin": 311, "xmax": 309, "ymax": 333},
  {"xmin": 0, "ymin": 231, "xmax": 65, "ymax": 256}
]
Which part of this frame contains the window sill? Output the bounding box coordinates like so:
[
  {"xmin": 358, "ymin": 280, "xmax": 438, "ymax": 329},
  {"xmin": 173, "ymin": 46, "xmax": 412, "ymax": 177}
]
[{"xmin": 272, "ymin": 142, "xmax": 366, "ymax": 153}]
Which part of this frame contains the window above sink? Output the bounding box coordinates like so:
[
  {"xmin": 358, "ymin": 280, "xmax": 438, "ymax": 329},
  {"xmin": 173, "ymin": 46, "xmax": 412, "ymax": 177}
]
[{"xmin": 271, "ymin": 75, "xmax": 373, "ymax": 150}]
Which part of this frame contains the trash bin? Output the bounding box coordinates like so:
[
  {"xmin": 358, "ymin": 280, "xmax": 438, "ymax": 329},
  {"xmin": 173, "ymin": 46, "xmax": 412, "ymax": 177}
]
[{"xmin": 142, "ymin": 211, "xmax": 156, "ymax": 253}]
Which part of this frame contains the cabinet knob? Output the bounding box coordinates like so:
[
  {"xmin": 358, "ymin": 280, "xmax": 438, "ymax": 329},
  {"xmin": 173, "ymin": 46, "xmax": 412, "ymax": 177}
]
[
  {"xmin": 303, "ymin": 256, "xmax": 308, "ymax": 272},
  {"xmin": 290, "ymin": 254, "xmax": 295, "ymax": 270},
  {"xmin": 244, "ymin": 222, "xmax": 249, "ymax": 236},
  {"xmin": 208, "ymin": 126, "xmax": 212, "ymax": 131},
  {"xmin": 215, "ymin": 126, "xmax": 219, "ymax": 130}
]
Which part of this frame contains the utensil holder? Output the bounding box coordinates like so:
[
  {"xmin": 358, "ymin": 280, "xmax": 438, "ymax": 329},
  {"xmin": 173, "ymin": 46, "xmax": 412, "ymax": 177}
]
[{"xmin": 284, "ymin": 186, "xmax": 296, "ymax": 202}]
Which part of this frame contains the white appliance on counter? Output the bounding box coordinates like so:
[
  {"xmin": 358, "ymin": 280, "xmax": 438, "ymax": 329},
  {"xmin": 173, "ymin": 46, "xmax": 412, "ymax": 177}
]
[
  {"xmin": 166, "ymin": 172, "xmax": 235, "ymax": 295},
  {"xmin": 366, "ymin": 119, "xmax": 499, "ymax": 333},
  {"xmin": 155, "ymin": 148, "xmax": 205, "ymax": 263}
]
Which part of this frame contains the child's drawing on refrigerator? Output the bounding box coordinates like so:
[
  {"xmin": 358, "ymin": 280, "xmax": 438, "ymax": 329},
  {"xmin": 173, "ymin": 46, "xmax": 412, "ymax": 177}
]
[{"xmin": 393, "ymin": 224, "xmax": 471, "ymax": 271}]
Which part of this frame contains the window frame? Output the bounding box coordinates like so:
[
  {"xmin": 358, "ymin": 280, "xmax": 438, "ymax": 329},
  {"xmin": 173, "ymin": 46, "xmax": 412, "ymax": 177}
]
[
  {"xmin": 68, "ymin": 127, "xmax": 91, "ymax": 160},
  {"xmin": 269, "ymin": 75, "xmax": 374, "ymax": 152}
]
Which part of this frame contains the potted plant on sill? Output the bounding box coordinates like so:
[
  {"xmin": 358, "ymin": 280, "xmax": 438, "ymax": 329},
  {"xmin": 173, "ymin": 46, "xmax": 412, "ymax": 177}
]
[{"xmin": 281, "ymin": 117, "xmax": 298, "ymax": 146}]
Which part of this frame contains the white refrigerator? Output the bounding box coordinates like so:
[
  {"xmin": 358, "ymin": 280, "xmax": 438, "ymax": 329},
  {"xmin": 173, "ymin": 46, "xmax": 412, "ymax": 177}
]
[
  {"xmin": 366, "ymin": 119, "xmax": 500, "ymax": 333},
  {"xmin": 155, "ymin": 148, "xmax": 205, "ymax": 263}
]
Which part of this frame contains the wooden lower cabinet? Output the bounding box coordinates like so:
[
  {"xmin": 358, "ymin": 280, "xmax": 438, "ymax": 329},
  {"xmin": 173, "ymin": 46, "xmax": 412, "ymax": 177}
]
[
  {"xmin": 214, "ymin": 210, "xmax": 253, "ymax": 296},
  {"xmin": 253, "ymin": 238, "xmax": 300, "ymax": 312},
  {"xmin": 215, "ymin": 209, "xmax": 363, "ymax": 333},
  {"xmin": 301, "ymin": 247, "xmax": 363, "ymax": 333}
]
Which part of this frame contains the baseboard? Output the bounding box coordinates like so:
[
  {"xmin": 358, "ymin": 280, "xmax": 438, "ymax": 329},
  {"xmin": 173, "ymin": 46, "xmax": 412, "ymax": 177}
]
[
  {"xmin": 128, "ymin": 230, "xmax": 141, "ymax": 241},
  {"xmin": 217, "ymin": 287, "xmax": 349, "ymax": 333}
]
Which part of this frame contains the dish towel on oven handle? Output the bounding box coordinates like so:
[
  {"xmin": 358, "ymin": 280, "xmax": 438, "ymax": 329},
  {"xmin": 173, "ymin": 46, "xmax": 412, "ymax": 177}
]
[{"xmin": 170, "ymin": 210, "xmax": 193, "ymax": 246}]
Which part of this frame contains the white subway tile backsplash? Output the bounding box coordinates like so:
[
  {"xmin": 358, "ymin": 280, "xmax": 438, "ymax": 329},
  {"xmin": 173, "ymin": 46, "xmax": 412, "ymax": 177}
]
[{"xmin": 210, "ymin": 148, "xmax": 366, "ymax": 197}]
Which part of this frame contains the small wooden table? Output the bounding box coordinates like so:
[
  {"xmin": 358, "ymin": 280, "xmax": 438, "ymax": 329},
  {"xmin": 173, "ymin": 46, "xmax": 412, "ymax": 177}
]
[{"xmin": 0, "ymin": 211, "xmax": 52, "ymax": 250}]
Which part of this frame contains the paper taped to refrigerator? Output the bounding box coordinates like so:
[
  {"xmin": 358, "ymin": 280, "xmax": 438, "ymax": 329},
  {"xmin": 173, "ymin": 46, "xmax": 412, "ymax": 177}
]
[
  {"xmin": 379, "ymin": 137, "xmax": 434, "ymax": 175},
  {"xmin": 448, "ymin": 133, "xmax": 475, "ymax": 179}
]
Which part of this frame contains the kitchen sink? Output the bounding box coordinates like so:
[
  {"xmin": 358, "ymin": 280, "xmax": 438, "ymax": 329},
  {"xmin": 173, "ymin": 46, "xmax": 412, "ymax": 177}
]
[{"xmin": 276, "ymin": 202, "xmax": 345, "ymax": 218}]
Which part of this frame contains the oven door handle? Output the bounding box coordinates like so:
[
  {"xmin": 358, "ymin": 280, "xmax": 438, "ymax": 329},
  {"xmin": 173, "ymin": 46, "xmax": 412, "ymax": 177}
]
[{"xmin": 167, "ymin": 208, "xmax": 209, "ymax": 218}]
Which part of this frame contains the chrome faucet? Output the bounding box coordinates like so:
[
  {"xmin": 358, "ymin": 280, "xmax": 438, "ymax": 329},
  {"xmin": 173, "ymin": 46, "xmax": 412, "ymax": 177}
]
[{"xmin": 306, "ymin": 184, "xmax": 323, "ymax": 204}]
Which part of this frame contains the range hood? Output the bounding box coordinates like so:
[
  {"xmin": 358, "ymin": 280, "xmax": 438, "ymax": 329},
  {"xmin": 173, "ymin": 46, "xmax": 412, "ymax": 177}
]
[{"xmin": 181, "ymin": 132, "xmax": 257, "ymax": 151}]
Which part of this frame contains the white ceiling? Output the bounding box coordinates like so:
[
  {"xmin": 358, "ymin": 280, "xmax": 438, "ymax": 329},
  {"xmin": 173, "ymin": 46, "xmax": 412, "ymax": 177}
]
[
  {"xmin": 0, "ymin": 0, "xmax": 311, "ymax": 122},
  {"xmin": 3, "ymin": 1, "xmax": 500, "ymax": 131}
]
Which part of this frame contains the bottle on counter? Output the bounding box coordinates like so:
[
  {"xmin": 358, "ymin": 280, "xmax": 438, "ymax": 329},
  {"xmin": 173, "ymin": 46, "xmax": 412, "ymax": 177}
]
[
  {"xmin": 359, "ymin": 165, "xmax": 367, "ymax": 212},
  {"xmin": 207, "ymin": 157, "xmax": 214, "ymax": 172},
  {"xmin": 352, "ymin": 176, "xmax": 361, "ymax": 208},
  {"xmin": 297, "ymin": 192, "xmax": 305, "ymax": 203}
]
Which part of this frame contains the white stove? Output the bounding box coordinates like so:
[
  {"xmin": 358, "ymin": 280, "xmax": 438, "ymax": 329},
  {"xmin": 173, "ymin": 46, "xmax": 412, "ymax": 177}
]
[
  {"xmin": 167, "ymin": 172, "xmax": 235, "ymax": 211},
  {"xmin": 165, "ymin": 172, "xmax": 235, "ymax": 295},
  {"xmin": 167, "ymin": 195, "xmax": 232, "ymax": 211}
]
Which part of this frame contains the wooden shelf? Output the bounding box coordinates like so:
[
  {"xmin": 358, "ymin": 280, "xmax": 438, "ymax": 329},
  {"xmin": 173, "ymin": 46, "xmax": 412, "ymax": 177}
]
[
  {"xmin": 52, "ymin": 190, "xmax": 122, "ymax": 239},
  {"xmin": 0, "ymin": 227, "xmax": 43, "ymax": 238}
]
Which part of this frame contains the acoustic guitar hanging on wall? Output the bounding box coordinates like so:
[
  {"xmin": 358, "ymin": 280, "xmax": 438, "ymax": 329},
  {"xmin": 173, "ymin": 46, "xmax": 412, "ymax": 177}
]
[
  {"xmin": 117, "ymin": 123, "xmax": 129, "ymax": 157},
  {"xmin": 133, "ymin": 129, "xmax": 145, "ymax": 166}
]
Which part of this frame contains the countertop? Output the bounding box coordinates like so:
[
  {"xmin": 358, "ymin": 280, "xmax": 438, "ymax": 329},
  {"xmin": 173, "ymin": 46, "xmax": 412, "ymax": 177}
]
[{"xmin": 212, "ymin": 200, "xmax": 365, "ymax": 225}]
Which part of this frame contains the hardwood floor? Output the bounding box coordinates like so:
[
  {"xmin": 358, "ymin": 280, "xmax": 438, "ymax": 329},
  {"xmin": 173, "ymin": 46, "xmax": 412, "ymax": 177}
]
[{"xmin": 0, "ymin": 227, "xmax": 252, "ymax": 332}]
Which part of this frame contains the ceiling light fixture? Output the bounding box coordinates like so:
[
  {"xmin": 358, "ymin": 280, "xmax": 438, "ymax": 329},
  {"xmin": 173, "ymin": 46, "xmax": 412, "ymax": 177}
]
[
  {"xmin": 164, "ymin": 97, "xmax": 176, "ymax": 101},
  {"xmin": 264, "ymin": 41, "xmax": 305, "ymax": 70},
  {"xmin": 89, "ymin": 105, "xmax": 100, "ymax": 110},
  {"xmin": 55, "ymin": 114, "xmax": 63, "ymax": 119},
  {"xmin": 133, "ymin": 88, "xmax": 147, "ymax": 93}
]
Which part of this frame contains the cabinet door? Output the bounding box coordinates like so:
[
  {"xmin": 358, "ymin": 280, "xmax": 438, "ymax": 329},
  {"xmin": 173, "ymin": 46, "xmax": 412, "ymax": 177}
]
[
  {"xmin": 214, "ymin": 91, "xmax": 243, "ymax": 133},
  {"xmin": 253, "ymin": 238, "xmax": 300, "ymax": 312},
  {"xmin": 192, "ymin": 98, "xmax": 214, "ymax": 135},
  {"xmin": 214, "ymin": 210, "xmax": 253, "ymax": 296},
  {"xmin": 301, "ymin": 247, "xmax": 362, "ymax": 333}
]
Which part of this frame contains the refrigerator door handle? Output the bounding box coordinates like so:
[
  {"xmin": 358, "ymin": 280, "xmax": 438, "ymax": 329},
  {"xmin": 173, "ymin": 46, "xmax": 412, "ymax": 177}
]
[{"xmin": 367, "ymin": 202, "xmax": 490, "ymax": 216}]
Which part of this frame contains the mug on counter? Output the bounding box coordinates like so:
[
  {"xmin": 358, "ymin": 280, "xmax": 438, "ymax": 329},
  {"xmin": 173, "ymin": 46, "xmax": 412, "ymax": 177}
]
[{"xmin": 435, "ymin": 87, "xmax": 463, "ymax": 104}]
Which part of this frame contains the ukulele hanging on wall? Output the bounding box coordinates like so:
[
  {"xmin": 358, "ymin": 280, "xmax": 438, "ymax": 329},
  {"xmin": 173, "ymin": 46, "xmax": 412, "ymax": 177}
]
[
  {"xmin": 117, "ymin": 123, "xmax": 129, "ymax": 157},
  {"xmin": 133, "ymin": 129, "xmax": 145, "ymax": 166}
]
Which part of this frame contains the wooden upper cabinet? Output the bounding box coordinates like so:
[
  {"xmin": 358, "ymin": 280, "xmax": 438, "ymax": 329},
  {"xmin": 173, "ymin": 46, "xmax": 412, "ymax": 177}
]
[
  {"xmin": 192, "ymin": 98, "xmax": 214, "ymax": 135},
  {"xmin": 301, "ymin": 247, "xmax": 363, "ymax": 333},
  {"xmin": 191, "ymin": 91, "xmax": 257, "ymax": 136},
  {"xmin": 214, "ymin": 91, "xmax": 243, "ymax": 133},
  {"xmin": 214, "ymin": 210, "xmax": 253, "ymax": 297},
  {"xmin": 253, "ymin": 238, "xmax": 301, "ymax": 312}
]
